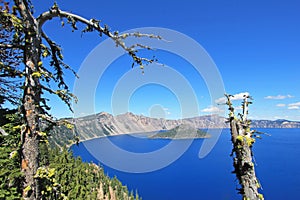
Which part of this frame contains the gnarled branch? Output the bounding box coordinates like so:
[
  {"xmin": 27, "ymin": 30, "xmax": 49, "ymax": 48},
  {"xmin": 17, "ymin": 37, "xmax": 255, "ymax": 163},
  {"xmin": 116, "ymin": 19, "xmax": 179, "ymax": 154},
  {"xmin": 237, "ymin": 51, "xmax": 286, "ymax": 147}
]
[{"xmin": 37, "ymin": 4, "xmax": 161, "ymax": 68}]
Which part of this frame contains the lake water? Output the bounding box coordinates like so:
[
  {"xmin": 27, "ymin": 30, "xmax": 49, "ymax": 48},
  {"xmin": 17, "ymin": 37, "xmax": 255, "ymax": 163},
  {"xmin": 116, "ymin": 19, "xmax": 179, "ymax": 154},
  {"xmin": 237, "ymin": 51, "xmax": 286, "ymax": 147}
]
[{"xmin": 71, "ymin": 128, "xmax": 300, "ymax": 200}]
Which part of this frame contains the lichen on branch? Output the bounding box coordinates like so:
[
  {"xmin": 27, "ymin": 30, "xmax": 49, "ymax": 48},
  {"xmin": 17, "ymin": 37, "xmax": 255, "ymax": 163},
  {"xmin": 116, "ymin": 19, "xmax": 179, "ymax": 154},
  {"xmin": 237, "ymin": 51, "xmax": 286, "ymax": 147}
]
[{"xmin": 225, "ymin": 94, "xmax": 264, "ymax": 200}]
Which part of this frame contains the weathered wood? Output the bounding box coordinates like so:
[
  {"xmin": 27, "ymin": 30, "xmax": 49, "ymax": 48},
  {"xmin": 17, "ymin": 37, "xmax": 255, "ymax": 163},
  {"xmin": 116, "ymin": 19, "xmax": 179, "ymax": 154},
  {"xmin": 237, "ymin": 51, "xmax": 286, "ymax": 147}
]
[
  {"xmin": 9, "ymin": 1, "xmax": 161, "ymax": 199},
  {"xmin": 13, "ymin": 0, "xmax": 42, "ymax": 198},
  {"xmin": 225, "ymin": 94, "xmax": 264, "ymax": 200}
]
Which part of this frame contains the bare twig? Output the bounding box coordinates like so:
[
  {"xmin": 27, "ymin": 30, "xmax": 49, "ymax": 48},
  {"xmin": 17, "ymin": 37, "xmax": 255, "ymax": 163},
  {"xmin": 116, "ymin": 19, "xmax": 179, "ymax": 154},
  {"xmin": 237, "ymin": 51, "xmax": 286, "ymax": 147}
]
[{"xmin": 37, "ymin": 5, "xmax": 162, "ymax": 67}]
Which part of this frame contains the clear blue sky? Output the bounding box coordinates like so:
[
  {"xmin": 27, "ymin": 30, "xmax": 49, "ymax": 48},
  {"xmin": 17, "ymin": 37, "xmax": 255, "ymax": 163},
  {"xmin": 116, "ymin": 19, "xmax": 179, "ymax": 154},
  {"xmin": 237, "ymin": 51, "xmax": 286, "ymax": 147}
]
[{"xmin": 32, "ymin": 0, "xmax": 300, "ymax": 121}]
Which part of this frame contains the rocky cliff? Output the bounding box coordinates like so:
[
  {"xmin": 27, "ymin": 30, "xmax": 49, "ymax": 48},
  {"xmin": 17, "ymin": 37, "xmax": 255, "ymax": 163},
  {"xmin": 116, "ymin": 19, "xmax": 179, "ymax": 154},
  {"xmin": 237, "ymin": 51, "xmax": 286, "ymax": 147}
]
[
  {"xmin": 72, "ymin": 112, "xmax": 228, "ymax": 139},
  {"xmin": 49, "ymin": 112, "xmax": 300, "ymax": 147}
]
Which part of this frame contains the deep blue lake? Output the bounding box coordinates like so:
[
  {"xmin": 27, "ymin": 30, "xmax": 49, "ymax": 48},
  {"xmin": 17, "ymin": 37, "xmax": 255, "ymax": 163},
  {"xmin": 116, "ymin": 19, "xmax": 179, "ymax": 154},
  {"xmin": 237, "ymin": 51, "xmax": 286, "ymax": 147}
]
[{"xmin": 71, "ymin": 128, "xmax": 300, "ymax": 200}]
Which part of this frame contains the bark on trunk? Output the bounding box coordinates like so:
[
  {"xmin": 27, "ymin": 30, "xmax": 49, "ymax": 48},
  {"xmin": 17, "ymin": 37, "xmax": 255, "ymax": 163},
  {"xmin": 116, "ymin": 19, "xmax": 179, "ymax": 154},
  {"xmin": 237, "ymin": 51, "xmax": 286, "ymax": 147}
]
[
  {"xmin": 230, "ymin": 120, "xmax": 260, "ymax": 199},
  {"xmin": 226, "ymin": 94, "xmax": 263, "ymax": 200},
  {"xmin": 21, "ymin": 122, "xmax": 39, "ymax": 199},
  {"xmin": 15, "ymin": 0, "xmax": 43, "ymax": 198},
  {"xmin": 21, "ymin": 50, "xmax": 42, "ymax": 199}
]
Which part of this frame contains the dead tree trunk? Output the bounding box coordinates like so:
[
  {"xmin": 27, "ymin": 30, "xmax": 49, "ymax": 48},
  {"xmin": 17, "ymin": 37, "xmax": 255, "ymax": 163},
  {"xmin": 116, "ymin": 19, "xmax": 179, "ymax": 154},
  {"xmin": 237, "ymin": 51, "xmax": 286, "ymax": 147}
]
[
  {"xmin": 10, "ymin": 1, "xmax": 161, "ymax": 199},
  {"xmin": 14, "ymin": 0, "xmax": 43, "ymax": 199},
  {"xmin": 225, "ymin": 94, "xmax": 264, "ymax": 200},
  {"xmin": 21, "ymin": 58, "xmax": 42, "ymax": 200}
]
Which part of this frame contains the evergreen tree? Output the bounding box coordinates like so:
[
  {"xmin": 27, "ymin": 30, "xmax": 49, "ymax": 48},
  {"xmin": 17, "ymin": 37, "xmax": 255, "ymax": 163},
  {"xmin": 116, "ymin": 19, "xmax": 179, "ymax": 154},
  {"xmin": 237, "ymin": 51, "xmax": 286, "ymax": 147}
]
[
  {"xmin": 0, "ymin": 113, "xmax": 22, "ymax": 199},
  {"xmin": 0, "ymin": 1, "xmax": 158, "ymax": 198},
  {"xmin": 0, "ymin": 111, "xmax": 141, "ymax": 199}
]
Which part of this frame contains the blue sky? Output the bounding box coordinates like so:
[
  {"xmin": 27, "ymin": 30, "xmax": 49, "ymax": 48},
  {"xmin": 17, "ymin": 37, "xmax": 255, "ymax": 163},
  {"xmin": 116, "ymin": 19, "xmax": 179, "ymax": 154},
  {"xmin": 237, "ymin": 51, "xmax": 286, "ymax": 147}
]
[{"xmin": 32, "ymin": 0, "xmax": 300, "ymax": 120}]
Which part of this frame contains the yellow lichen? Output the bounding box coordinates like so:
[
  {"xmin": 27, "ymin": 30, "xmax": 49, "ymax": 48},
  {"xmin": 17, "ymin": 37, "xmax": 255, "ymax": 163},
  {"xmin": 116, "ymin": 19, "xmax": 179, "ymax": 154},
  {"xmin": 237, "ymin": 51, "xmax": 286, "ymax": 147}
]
[
  {"xmin": 32, "ymin": 71, "xmax": 42, "ymax": 78},
  {"xmin": 246, "ymin": 137, "xmax": 255, "ymax": 147},
  {"xmin": 258, "ymin": 193, "xmax": 264, "ymax": 200},
  {"xmin": 236, "ymin": 135, "xmax": 244, "ymax": 142}
]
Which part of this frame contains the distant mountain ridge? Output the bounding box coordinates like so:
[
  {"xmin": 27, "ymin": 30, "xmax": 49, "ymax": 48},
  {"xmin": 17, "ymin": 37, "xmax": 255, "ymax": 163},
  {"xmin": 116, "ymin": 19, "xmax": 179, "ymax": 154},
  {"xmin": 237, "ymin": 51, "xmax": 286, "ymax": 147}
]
[{"xmin": 49, "ymin": 112, "xmax": 300, "ymax": 147}]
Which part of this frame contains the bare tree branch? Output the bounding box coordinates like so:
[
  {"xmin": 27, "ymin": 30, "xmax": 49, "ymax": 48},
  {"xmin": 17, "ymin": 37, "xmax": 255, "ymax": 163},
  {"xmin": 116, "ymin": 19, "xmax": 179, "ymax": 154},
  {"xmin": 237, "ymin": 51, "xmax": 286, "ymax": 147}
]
[
  {"xmin": 0, "ymin": 43, "xmax": 24, "ymax": 49},
  {"xmin": 37, "ymin": 5, "xmax": 162, "ymax": 67},
  {"xmin": 2, "ymin": 1, "xmax": 163, "ymax": 199},
  {"xmin": 41, "ymin": 85, "xmax": 77, "ymax": 112},
  {"xmin": 41, "ymin": 31, "xmax": 78, "ymax": 80}
]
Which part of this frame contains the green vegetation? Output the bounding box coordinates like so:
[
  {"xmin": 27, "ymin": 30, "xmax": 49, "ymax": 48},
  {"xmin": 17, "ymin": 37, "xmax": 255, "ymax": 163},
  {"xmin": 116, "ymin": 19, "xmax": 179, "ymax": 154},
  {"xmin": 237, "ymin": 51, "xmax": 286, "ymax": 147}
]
[
  {"xmin": 0, "ymin": 113, "xmax": 22, "ymax": 199},
  {"xmin": 1, "ymin": 0, "xmax": 157, "ymax": 198},
  {"xmin": 0, "ymin": 111, "xmax": 141, "ymax": 200},
  {"xmin": 45, "ymin": 148, "xmax": 140, "ymax": 200},
  {"xmin": 150, "ymin": 124, "xmax": 210, "ymax": 139},
  {"xmin": 48, "ymin": 124, "xmax": 75, "ymax": 148}
]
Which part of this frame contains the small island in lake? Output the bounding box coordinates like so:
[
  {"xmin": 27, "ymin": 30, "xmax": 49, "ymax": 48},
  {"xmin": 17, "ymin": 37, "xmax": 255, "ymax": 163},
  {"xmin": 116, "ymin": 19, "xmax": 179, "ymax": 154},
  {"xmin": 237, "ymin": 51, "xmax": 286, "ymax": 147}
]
[{"xmin": 149, "ymin": 124, "xmax": 211, "ymax": 139}]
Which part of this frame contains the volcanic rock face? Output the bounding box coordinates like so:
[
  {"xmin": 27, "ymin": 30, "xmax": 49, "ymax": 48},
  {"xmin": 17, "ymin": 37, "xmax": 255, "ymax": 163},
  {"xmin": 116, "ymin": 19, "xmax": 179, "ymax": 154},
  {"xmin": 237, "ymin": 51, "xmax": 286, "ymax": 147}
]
[
  {"xmin": 73, "ymin": 112, "xmax": 228, "ymax": 139},
  {"xmin": 49, "ymin": 112, "xmax": 300, "ymax": 147}
]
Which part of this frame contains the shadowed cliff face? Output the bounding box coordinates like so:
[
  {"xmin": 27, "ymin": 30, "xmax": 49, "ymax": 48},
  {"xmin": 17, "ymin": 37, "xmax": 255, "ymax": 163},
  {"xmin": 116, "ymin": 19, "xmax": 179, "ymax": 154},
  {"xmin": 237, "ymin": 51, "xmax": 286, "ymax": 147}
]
[{"xmin": 49, "ymin": 112, "xmax": 300, "ymax": 147}]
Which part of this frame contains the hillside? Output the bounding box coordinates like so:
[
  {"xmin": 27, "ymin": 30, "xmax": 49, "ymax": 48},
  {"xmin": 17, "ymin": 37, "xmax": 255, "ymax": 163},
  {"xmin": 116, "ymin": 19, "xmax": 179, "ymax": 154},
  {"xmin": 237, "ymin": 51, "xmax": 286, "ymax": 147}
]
[{"xmin": 49, "ymin": 112, "xmax": 300, "ymax": 147}]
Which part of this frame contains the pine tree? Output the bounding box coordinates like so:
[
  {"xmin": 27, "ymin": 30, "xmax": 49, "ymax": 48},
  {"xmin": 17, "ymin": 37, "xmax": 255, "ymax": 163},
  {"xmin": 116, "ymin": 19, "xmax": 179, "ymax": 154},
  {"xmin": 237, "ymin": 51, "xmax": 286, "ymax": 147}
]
[
  {"xmin": 0, "ymin": 112, "xmax": 22, "ymax": 199},
  {"xmin": 1, "ymin": 1, "xmax": 159, "ymax": 198}
]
